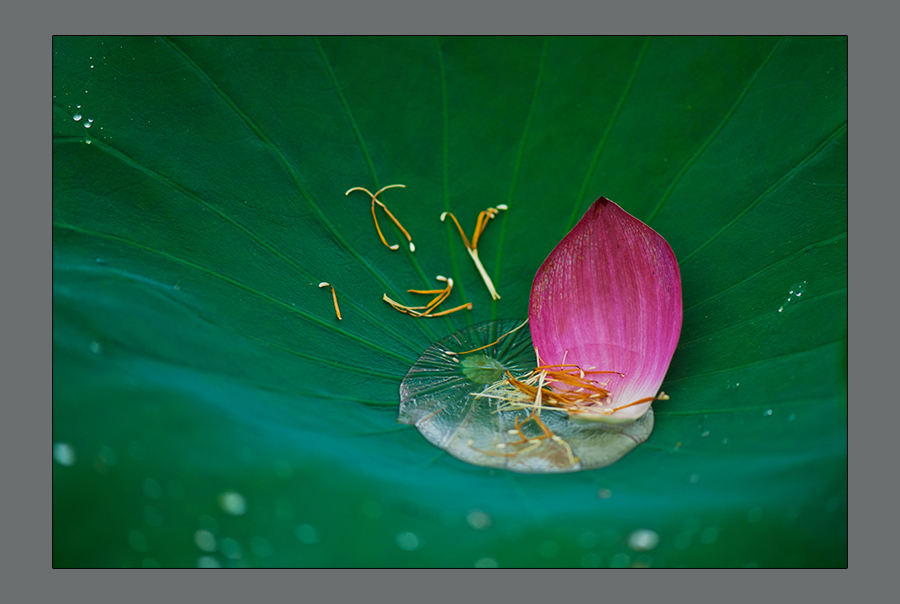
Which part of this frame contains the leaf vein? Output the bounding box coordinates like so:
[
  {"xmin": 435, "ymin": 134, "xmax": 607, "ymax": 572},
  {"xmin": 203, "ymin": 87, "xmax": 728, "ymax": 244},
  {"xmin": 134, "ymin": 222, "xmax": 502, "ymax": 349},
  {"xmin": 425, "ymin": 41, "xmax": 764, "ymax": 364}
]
[
  {"xmin": 646, "ymin": 36, "xmax": 785, "ymax": 224},
  {"xmin": 567, "ymin": 36, "xmax": 651, "ymax": 231},
  {"xmin": 681, "ymin": 120, "xmax": 848, "ymax": 263},
  {"xmin": 54, "ymin": 222, "xmax": 418, "ymax": 366}
]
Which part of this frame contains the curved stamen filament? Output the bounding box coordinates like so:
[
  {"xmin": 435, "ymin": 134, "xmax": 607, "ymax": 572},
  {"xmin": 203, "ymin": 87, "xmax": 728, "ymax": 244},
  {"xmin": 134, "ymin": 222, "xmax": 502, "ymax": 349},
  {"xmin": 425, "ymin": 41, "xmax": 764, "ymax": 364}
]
[
  {"xmin": 346, "ymin": 184, "xmax": 415, "ymax": 252},
  {"xmin": 318, "ymin": 282, "xmax": 342, "ymax": 320},
  {"xmin": 610, "ymin": 397, "xmax": 656, "ymax": 413},
  {"xmin": 445, "ymin": 318, "xmax": 529, "ymax": 356},
  {"xmin": 383, "ymin": 275, "xmax": 471, "ymax": 318},
  {"xmin": 441, "ymin": 205, "xmax": 507, "ymax": 299}
]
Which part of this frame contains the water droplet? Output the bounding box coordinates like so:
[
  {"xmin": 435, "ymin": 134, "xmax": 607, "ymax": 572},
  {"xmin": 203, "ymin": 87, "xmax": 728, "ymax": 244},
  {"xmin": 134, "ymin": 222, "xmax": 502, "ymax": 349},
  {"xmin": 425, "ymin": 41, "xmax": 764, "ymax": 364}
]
[
  {"xmin": 142, "ymin": 477, "xmax": 161, "ymax": 499},
  {"xmin": 218, "ymin": 491, "xmax": 247, "ymax": 515},
  {"xmin": 608, "ymin": 552, "xmax": 631, "ymax": 568},
  {"xmin": 196, "ymin": 556, "xmax": 220, "ymax": 568},
  {"xmin": 76, "ymin": 104, "xmax": 81, "ymax": 109},
  {"xmin": 580, "ymin": 552, "xmax": 603, "ymax": 568},
  {"xmin": 220, "ymin": 537, "xmax": 242, "ymax": 559},
  {"xmin": 97, "ymin": 445, "xmax": 116, "ymax": 466},
  {"xmin": 474, "ymin": 557, "xmax": 498, "ymax": 568},
  {"xmin": 198, "ymin": 514, "xmax": 218, "ymax": 534},
  {"xmin": 273, "ymin": 459, "xmax": 292, "ymax": 478},
  {"xmin": 53, "ymin": 443, "xmax": 76, "ymax": 466},
  {"xmin": 597, "ymin": 488, "xmax": 612, "ymax": 499},
  {"xmin": 128, "ymin": 530, "xmax": 149, "ymax": 553},
  {"xmin": 128, "ymin": 441, "xmax": 145, "ymax": 461},
  {"xmin": 682, "ymin": 518, "xmax": 701, "ymax": 534},
  {"xmin": 362, "ymin": 500, "xmax": 383, "ymax": 519},
  {"xmin": 236, "ymin": 446, "xmax": 255, "ymax": 465},
  {"xmin": 721, "ymin": 437, "xmax": 730, "ymax": 445},
  {"xmin": 699, "ymin": 527, "xmax": 719, "ymax": 545},
  {"xmin": 73, "ymin": 113, "xmax": 82, "ymax": 121},
  {"xmin": 787, "ymin": 413, "xmax": 797, "ymax": 422},
  {"xmin": 90, "ymin": 65, "xmax": 94, "ymax": 68},
  {"xmin": 466, "ymin": 509, "xmax": 492, "ymax": 530},
  {"xmin": 700, "ymin": 430, "xmax": 710, "ymax": 438},
  {"xmin": 765, "ymin": 409, "xmax": 773, "ymax": 416},
  {"xmin": 249, "ymin": 535, "xmax": 273, "ymax": 557},
  {"xmin": 539, "ymin": 540, "xmax": 560, "ymax": 558},
  {"xmin": 627, "ymin": 529, "xmax": 660, "ymax": 551},
  {"xmin": 295, "ymin": 524, "xmax": 319, "ymax": 545},
  {"xmin": 89, "ymin": 341, "xmax": 102, "ymax": 354},
  {"xmin": 395, "ymin": 531, "xmax": 421, "ymax": 551},
  {"xmin": 166, "ymin": 479, "xmax": 185, "ymax": 499},
  {"xmin": 577, "ymin": 531, "xmax": 598, "ymax": 549},
  {"xmin": 275, "ymin": 500, "xmax": 294, "ymax": 521},
  {"xmin": 144, "ymin": 505, "xmax": 163, "ymax": 527},
  {"xmin": 194, "ymin": 529, "xmax": 217, "ymax": 552},
  {"xmin": 778, "ymin": 281, "xmax": 807, "ymax": 312},
  {"xmin": 747, "ymin": 507, "xmax": 763, "ymax": 523},
  {"xmin": 439, "ymin": 510, "xmax": 459, "ymax": 528},
  {"xmin": 785, "ymin": 505, "xmax": 802, "ymax": 522},
  {"xmin": 84, "ymin": 121, "xmax": 92, "ymax": 128},
  {"xmin": 688, "ymin": 473, "xmax": 700, "ymax": 484}
]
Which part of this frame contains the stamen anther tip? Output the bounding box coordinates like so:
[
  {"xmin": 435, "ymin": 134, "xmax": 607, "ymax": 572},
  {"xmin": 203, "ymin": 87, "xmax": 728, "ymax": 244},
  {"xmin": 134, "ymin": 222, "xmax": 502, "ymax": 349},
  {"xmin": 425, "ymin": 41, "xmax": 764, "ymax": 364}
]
[
  {"xmin": 409, "ymin": 242, "xmax": 415, "ymax": 252},
  {"xmin": 496, "ymin": 204, "xmax": 508, "ymax": 211},
  {"xmin": 318, "ymin": 282, "xmax": 330, "ymax": 288},
  {"xmin": 389, "ymin": 244, "xmax": 400, "ymax": 250}
]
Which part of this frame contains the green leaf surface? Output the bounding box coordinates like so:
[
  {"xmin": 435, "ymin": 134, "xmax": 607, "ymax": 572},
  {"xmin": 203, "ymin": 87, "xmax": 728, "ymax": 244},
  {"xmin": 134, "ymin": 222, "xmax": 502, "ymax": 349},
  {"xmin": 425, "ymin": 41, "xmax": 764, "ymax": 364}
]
[{"xmin": 53, "ymin": 36, "xmax": 847, "ymax": 568}]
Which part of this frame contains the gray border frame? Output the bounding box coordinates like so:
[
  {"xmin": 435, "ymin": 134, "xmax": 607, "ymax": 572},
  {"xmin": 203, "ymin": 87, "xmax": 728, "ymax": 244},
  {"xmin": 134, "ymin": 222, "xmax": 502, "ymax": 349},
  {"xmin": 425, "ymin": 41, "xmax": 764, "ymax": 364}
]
[{"xmin": 24, "ymin": 0, "xmax": 880, "ymax": 600}]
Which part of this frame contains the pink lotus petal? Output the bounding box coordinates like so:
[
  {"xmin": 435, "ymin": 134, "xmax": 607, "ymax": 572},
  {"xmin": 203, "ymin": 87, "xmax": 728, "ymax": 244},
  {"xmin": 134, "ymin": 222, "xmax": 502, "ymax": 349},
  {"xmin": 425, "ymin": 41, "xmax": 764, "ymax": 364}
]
[{"xmin": 529, "ymin": 198, "xmax": 682, "ymax": 423}]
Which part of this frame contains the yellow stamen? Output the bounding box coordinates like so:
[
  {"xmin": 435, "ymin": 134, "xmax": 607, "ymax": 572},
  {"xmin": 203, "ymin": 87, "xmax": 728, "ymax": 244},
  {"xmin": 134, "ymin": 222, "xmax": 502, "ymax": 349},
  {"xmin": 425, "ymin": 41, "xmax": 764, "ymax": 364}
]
[
  {"xmin": 346, "ymin": 184, "xmax": 415, "ymax": 252},
  {"xmin": 611, "ymin": 396, "xmax": 656, "ymax": 412},
  {"xmin": 441, "ymin": 205, "xmax": 507, "ymax": 299},
  {"xmin": 383, "ymin": 275, "xmax": 471, "ymax": 318},
  {"xmin": 422, "ymin": 302, "xmax": 474, "ymax": 317},
  {"xmin": 445, "ymin": 318, "xmax": 529, "ymax": 356},
  {"xmin": 318, "ymin": 282, "xmax": 342, "ymax": 320}
]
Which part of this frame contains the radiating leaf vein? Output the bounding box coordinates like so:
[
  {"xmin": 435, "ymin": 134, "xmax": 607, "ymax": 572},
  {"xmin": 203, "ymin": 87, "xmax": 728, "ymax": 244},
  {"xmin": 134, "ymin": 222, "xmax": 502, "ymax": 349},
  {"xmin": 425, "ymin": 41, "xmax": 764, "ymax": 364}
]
[
  {"xmin": 680, "ymin": 121, "xmax": 848, "ymax": 263},
  {"xmin": 567, "ymin": 35, "xmax": 651, "ymax": 232},
  {"xmin": 54, "ymin": 222, "xmax": 417, "ymax": 366},
  {"xmin": 665, "ymin": 339, "xmax": 842, "ymax": 384},
  {"xmin": 160, "ymin": 36, "xmax": 410, "ymax": 318},
  {"xmin": 54, "ymin": 134, "xmax": 424, "ymax": 358},
  {"xmin": 646, "ymin": 36, "xmax": 785, "ymax": 224},
  {"xmin": 491, "ymin": 36, "xmax": 549, "ymax": 321},
  {"xmin": 683, "ymin": 232, "xmax": 847, "ymax": 313}
]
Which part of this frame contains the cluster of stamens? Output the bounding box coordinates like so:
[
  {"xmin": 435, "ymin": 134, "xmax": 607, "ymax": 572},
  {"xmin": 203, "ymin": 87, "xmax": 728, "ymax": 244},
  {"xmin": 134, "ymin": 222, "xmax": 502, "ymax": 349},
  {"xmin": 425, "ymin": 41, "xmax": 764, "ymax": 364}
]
[
  {"xmin": 383, "ymin": 275, "xmax": 472, "ymax": 318},
  {"xmin": 475, "ymin": 360, "xmax": 623, "ymax": 415},
  {"xmin": 453, "ymin": 340, "xmax": 668, "ymax": 464}
]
